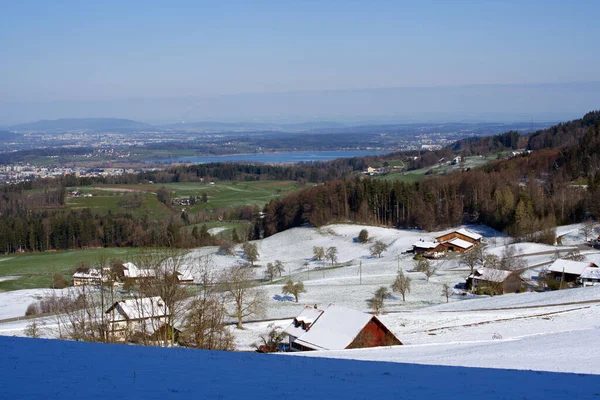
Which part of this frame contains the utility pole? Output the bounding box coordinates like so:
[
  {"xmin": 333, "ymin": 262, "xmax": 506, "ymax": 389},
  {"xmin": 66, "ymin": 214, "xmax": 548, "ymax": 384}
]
[
  {"xmin": 397, "ymin": 254, "xmax": 400, "ymax": 273},
  {"xmin": 359, "ymin": 260, "xmax": 362, "ymax": 285}
]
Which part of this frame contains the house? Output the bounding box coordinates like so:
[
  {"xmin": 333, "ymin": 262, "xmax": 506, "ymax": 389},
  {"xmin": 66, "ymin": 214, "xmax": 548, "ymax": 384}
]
[
  {"xmin": 440, "ymin": 237, "xmax": 474, "ymax": 253},
  {"xmin": 579, "ymin": 267, "xmax": 600, "ymax": 286},
  {"xmin": 175, "ymin": 270, "xmax": 195, "ymax": 284},
  {"xmin": 73, "ymin": 267, "xmax": 112, "ymax": 286},
  {"xmin": 284, "ymin": 304, "xmax": 402, "ymax": 352},
  {"xmin": 105, "ymin": 296, "xmax": 171, "ymax": 342},
  {"xmin": 436, "ymin": 228, "xmax": 482, "ymax": 245},
  {"xmin": 546, "ymin": 259, "xmax": 599, "ymax": 283},
  {"xmin": 467, "ymin": 267, "xmax": 523, "ymax": 294},
  {"xmin": 122, "ymin": 262, "xmax": 156, "ymax": 280},
  {"xmin": 73, "ymin": 268, "xmax": 102, "ymax": 286},
  {"xmin": 412, "ymin": 240, "xmax": 446, "ymax": 258}
]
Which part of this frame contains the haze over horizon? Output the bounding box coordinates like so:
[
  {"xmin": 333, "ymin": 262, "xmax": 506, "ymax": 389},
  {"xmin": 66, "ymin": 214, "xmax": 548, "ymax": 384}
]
[{"xmin": 1, "ymin": 1, "xmax": 599, "ymax": 125}]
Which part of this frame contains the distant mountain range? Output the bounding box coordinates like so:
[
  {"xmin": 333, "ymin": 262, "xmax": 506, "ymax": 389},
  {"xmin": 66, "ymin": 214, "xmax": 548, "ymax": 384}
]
[
  {"xmin": 9, "ymin": 118, "xmax": 152, "ymax": 132},
  {"xmin": 6, "ymin": 117, "xmax": 555, "ymax": 135}
]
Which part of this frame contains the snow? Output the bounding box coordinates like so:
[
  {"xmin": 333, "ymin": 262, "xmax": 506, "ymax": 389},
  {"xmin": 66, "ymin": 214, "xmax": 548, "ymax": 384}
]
[
  {"xmin": 2, "ymin": 336, "xmax": 599, "ymax": 400},
  {"xmin": 110, "ymin": 296, "xmax": 169, "ymax": 321}
]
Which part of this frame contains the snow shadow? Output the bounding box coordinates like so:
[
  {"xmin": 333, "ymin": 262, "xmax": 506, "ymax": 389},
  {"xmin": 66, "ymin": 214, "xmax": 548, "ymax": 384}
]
[{"xmin": 273, "ymin": 295, "xmax": 295, "ymax": 302}]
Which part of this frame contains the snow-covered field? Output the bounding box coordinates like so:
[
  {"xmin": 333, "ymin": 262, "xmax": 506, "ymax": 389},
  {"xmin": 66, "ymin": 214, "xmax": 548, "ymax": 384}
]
[{"xmin": 2, "ymin": 223, "xmax": 600, "ymax": 376}]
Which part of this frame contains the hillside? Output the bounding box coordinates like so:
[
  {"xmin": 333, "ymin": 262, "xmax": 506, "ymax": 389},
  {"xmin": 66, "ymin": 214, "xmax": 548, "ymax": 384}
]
[
  {"xmin": 9, "ymin": 118, "xmax": 152, "ymax": 132},
  {"xmin": 1, "ymin": 336, "xmax": 597, "ymax": 399}
]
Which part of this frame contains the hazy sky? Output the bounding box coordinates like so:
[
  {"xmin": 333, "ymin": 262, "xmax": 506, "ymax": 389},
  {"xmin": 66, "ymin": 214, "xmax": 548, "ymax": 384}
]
[{"xmin": 1, "ymin": 1, "xmax": 599, "ymax": 123}]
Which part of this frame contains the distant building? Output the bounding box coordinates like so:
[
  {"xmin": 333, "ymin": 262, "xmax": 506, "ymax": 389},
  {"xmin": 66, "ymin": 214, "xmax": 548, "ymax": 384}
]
[
  {"xmin": 284, "ymin": 305, "xmax": 402, "ymax": 351},
  {"xmin": 435, "ymin": 228, "xmax": 482, "ymax": 245},
  {"xmin": 546, "ymin": 259, "xmax": 599, "ymax": 284},
  {"xmin": 467, "ymin": 268, "xmax": 523, "ymax": 294},
  {"xmin": 73, "ymin": 268, "xmax": 103, "ymax": 286},
  {"xmin": 105, "ymin": 296, "xmax": 172, "ymax": 342}
]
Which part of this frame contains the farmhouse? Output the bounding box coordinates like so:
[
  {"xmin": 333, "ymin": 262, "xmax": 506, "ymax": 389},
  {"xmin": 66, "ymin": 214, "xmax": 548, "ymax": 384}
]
[
  {"xmin": 284, "ymin": 305, "xmax": 401, "ymax": 351},
  {"xmin": 440, "ymin": 238, "xmax": 474, "ymax": 253},
  {"xmin": 72, "ymin": 268, "xmax": 102, "ymax": 286},
  {"xmin": 122, "ymin": 262, "xmax": 156, "ymax": 280},
  {"xmin": 547, "ymin": 259, "xmax": 599, "ymax": 283},
  {"xmin": 436, "ymin": 228, "xmax": 482, "ymax": 245},
  {"xmin": 105, "ymin": 296, "xmax": 172, "ymax": 342},
  {"xmin": 467, "ymin": 267, "xmax": 523, "ymax": 294}
]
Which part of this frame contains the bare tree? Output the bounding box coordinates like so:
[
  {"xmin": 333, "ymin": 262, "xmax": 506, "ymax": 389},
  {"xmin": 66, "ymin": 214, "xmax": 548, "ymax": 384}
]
[
  {"xmin": 218, "ymin": 239, "xmax": 235, "ymax": 255},
  {"xmin": 242, "ymin": 242, "xmax": 259, "ymax": 266},
  {"xmin": 252, "ymin": 324, "xmax": 284, "ymax": 353},
  {"xmin": 499, "ymin": 245, "xmax": 527, "ymax": 271},
  {"xmin": 134, "ymin": 248, "xmax": 193, "ymax": 346},
  {"xmin": 181, "ymin": 256, "xmax": 234, "ymax": 350},
  {"xmin": 313, "ymin": 246, "xmax": 325, "ymax": 261},
  {"xmin": 391, "ymin": 270, "xmax": 411, "ymax": 302},
  {"xmin": 369, "ymin": 240, "xmax": 389, "ymax": 258},
  {"xmin": 326, "ymin": 246, "xmax": 338, "ymax": 266},
  {"xmin": 415, "ymin": 257, "xmax": 436, "ymax": 282},
  {"xmin": 265, "ymin": 260, "xmax": 286, "ymax": 282},
  {"xmin": 368, "ymin": 286, "xmax": 390, "ymax": 314},
  {"xmin": 24, "ymin": 320, "xmax": 42, "ymax": 338},
  {"xmin": 579, "ymin": 218, "xmax": 596, "ymax": 242},
  {"xmin": 441, "ymin": 283, "xmax": 452, "ymax": 303},
  {"xmin": 565, "ymin": 249, "xmax": 584, "ymax": 262},
  {"xmin": 282, "ymin": 280, "xmax": 306, "ymax": 303},
  {"xmin": 219, "ymin": 265, "xmax": 265, "ymax": 329},
  {"xmin": 459, "ymin": 246, "xmax": 484, "ymax": 274}
]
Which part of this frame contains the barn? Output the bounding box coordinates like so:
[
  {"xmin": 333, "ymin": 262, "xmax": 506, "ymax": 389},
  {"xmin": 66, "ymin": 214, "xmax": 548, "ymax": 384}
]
[
  {"xmin": 284, "ymin": 305, "xmax": 402, "ymax": 351},
  {"xmin": 467, "ymin": 267, "xmax": 523, "ymax": 294},
  {"xmin": 547, "ymin": 259, "xmax": 599, "ymax": 283},
  {"xmin": 436, "ymin": 228, "xmax": 482, "ymax": 245}
]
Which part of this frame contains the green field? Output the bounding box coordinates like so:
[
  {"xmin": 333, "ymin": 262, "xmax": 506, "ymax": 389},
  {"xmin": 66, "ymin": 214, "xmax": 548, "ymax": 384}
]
[
  {"xmin": 67, "ymin": 190, "xmax": 173, "ymax": 219},
  {"xmin": 0, "ymin": 248, "xmax": 142, "ymax": 291},
  {"xmin": 82, "ymin": 180, "xmax": 303, "ymax": 214}
]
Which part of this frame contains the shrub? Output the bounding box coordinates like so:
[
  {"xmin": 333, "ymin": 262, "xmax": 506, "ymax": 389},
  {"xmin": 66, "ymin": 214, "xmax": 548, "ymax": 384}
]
[
  {"xmin": 25, "ymin": 303, "xmax": 39, "ymax": 316},
  {"xmin": 358, "ymin": 229, "xmax": 369, "ymax": 243}
]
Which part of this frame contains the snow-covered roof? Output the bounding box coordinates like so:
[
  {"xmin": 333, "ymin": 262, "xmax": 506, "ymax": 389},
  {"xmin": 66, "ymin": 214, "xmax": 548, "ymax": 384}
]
[
  {"xmin": 73, "ymin": 269, "xmax": 101, "ymax": 279},
  {"xmin": 288, "ymin": 305, "xmax": 375, "ymax": 351},
  {"xmin": 548, "ymin": 259, "xmax": 597, "ymax": 276},
  {"xmin": 412, "ymin": 241, "xmax": 440, "ymax": 249},
  {"xmin": 445, "ymin": 238, "xmax": 474, "ymax": 250},
  {"xmin": 580, "ymin": 267, "xmax": 600, "ymax": 280},
  {"xmin": 470, "ymin": 268, "xmax": 512, "ymax": 282},
  {"xmin": 456, "ymin": 229, "xmax": 482, "ymax": 241},
  {"xmin": 122, "ymin": 262, "xmax": 156, "ymax": 279},
  {"xmin": 283, "ymin": 306, "xmax": 324, "ymax": 339},
  {"xmin": 176, "ymin": 270, "xmax": 195, "ymax": 282},
  {"xmin": 107, "ymin": 296, "xmax": 170, "ymax": 321}
]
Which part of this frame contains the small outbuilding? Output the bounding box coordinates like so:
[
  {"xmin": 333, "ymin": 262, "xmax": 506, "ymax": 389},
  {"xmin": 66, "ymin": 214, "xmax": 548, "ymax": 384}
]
[{"xmin": 284, "ymin": 305, "xmax": 402, "ymax": 351}]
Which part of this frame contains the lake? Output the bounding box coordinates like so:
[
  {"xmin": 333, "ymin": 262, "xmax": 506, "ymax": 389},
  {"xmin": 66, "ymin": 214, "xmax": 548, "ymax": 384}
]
[{"xmin": 149, "ymin": 150, "xmax": 390, "ymax": 164}]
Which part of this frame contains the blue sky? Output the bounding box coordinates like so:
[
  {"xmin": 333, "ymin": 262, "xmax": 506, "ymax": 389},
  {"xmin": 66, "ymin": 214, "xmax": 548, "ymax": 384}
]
[{"xmin": 0, "ymin": 1, "xmax": 599, "ymax": 122}]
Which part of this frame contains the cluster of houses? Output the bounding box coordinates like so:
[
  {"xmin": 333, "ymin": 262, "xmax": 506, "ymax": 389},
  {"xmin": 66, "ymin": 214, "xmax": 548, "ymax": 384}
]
[
  {"xmin": 72, "ymin": 262, "xmax": 194, "ymax": 287},
  {"xmin": 413, "ymin": 228, "xmax": 483, "ymax": 258}
]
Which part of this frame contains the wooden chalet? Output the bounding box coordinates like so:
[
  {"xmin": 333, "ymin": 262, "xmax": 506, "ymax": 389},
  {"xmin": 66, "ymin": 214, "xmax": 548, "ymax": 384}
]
[
  {"xmin": 547, "ymin": 259, "xmax": 599, "ymax": 284},
  {"xmin": 284, "ymin": 305, "xmax": 402, "ymax": 352},
  {"xmin": 436, "ymin": 228, "xmax": 482, "ymax": 245},
  {"xmin": 467, "ymin": 267, "xmax": 523, "ymax": 294},
  {"xmin": 579, "ymin": 267, "xmax": 600, "ymax": 287}
]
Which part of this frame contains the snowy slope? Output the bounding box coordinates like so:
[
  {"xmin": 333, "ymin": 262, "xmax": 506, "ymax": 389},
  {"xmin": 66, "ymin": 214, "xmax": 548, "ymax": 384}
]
[{"xmin": 1, "ymin": 336, "xmax": 598, "ymax": 400}]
